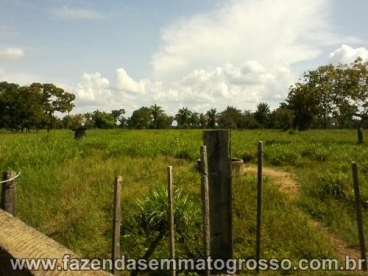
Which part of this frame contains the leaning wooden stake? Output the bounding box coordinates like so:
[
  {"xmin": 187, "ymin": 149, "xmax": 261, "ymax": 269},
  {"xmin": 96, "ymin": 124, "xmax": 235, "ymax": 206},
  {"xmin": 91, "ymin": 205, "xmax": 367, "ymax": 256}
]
[
  {"xmin": 167, "ymin": 166, "xmax": 176, "ymax": 276},
  {"xmin": 352, "ymin": 162, "xmax": 367, "ymax": 271},
  {"xmin": 1, "ymin": 171, "xmax": 17, "ymax": 216},
  {"xmin": 112, "ymin": 176, "xmax": 122, "ymax": 275},
  {"xmin": 256, "ymin": 142, "xmax": 264, "ymax": 273},
  {"xmin": 200, "ymin": 145, "xmax": 211, "ymax": 276}
]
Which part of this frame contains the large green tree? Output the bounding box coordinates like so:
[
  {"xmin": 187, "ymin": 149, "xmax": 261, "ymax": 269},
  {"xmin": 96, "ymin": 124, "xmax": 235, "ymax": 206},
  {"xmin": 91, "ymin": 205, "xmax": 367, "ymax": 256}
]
[
  {"xmin": 287, "ymin": 82, "xmax": 321, "ymax": 130},
  {"xmin": 287, "ymin": 58, "xmax": 368, "ymax": 141},
  {"xmin": 271, "ymin": 104, "xmax": 294, "ymax": 130},
  {"xmin": 92, "ymin": 110, "xmax": 116, "ymax": 129},
  {"xmin": 128, "ymin": 107, "xmax": 153, "ymax": 129},
  {"xmin": 35, "ymin": 83, "xmax": 75, "ymax": 130},
  {"xmin": 0, "ymin": 82, "xmax": 35, "ymax": 130},
  {"xmin": 0, "ymin": 82, "xmax": 74, "ymax": 131},
  {"xmin": 254, "ymin": 102, "xmax": 271, "ymax": 128},
  {"xmin": 241, "ymin": 110, "xmax": 260, "ymax": 129},
  {"xmin": 111, "ymin": 109, "xmax": 126, "ymax": 127},
  {"xmin": 217, "ymin": 106, "xmax": 243, "ymax": 128}
]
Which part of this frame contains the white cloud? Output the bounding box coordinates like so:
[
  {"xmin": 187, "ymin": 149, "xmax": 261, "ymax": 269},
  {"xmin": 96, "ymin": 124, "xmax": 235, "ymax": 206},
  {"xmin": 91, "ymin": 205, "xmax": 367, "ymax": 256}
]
[
  {"xmin": 0, "ymin": 48, "xmax": 24, "ymax": 60},
  {"xmin": 152, "ymin": 0, "xmax": 336, "ymax": 80},
  {"xmin": 76, "ymin": 73, "xmax": 111, "ymax": 107},
  {"xmin": 74, "ymin": 0, "xmax": 347, "ymax": 114},
  {"xmin": 329, "ymin": 44, "xmax": 368, "ymax": 64},
  {"xmin": 116, "ymin": 68, "xmax": 145, "ymax": 94},
  {"xmin": 53, "ymin": 6, "xmax": 104, "ymax": 20},
  {"xmin": 75, "ymin": 63, "xmax": 293, "ymax": 114}
]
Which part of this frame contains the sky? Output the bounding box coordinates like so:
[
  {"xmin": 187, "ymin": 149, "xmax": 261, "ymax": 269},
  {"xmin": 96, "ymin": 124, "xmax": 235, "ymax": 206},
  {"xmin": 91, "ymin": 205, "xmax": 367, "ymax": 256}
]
[{"xmin": 1, "ymin": 0, "xmax": 368, "ymax": 114}]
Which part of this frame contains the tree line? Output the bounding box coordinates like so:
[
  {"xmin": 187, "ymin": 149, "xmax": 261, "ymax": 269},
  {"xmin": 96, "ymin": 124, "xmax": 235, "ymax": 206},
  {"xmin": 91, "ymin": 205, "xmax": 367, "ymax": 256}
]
[
  {"xmin": 1, "ymin": 58, "xmax": 368, "ymax": 132},
  {"xmin": 61, "ymin": 103, "xmax": 292, "ymax": 130}
]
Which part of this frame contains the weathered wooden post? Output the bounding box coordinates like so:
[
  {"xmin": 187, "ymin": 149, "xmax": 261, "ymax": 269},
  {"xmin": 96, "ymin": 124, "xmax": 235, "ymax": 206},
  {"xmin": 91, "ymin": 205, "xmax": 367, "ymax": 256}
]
[
  {"xmin": 1, "ymin": 171, "xmax": 17, "ymax": 216},
  {"xmin": 352, "ymin": 162, "xmax": 367, "ymax": 271},
  {"xmin": 167, "ymin": 166, "xmax": 176, "ymax": 276},
  {"xmin": 204, "ymin": 130, "xmax": 233, "ymax": 265},
  {"xmin": 357, "ymin": 127, "xmax": 364, "ymax": 144},
  {"xmin": 256, "ymin": 141, "xmax": 264, "ymax": 273},
  {"xmin": 112, "ymin": 176, "xmax": 122, "ymax": 275},
  {"xmin": 200, "ymin": 145, "xmax": 211, "ymax": 276}
]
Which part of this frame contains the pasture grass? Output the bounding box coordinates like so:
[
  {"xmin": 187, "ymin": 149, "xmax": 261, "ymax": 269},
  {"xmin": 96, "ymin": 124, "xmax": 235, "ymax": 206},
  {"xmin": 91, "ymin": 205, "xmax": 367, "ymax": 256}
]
[{"xmin": 1, "ymin": 129, "xmax": 368, "ymax": 274}]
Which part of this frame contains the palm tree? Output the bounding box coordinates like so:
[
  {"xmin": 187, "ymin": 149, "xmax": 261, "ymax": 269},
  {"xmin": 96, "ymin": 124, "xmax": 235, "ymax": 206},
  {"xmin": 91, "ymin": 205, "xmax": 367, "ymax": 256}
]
[
  {"xmin": 206, "ymin": 108, "xmax": 217, "ymax": 128},
  {"xmin": 150, "ymin": 104, "xmax": 164, "ymax": 129},
  {"xmin": 175, "ymin": 107, "xmax": 193, "ymax": 128}
]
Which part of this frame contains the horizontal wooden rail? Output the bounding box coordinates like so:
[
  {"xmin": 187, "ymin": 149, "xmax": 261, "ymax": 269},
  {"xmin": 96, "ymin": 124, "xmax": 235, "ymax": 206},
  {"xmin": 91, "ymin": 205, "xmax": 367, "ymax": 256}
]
[{"xmin": 0, "ymin": 210, "xmax": 111, "ymax": 275}]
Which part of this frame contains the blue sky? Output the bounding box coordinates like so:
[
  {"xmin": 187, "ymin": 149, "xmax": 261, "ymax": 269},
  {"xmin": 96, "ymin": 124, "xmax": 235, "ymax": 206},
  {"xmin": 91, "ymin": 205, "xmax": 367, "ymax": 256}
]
[
  {"xmin": 1, "ymin": 0, "xmax": 368, "ymax": 114},
  {"xmin": 1, "ymin": 1, "xmax": 215, "ymax": 80}
]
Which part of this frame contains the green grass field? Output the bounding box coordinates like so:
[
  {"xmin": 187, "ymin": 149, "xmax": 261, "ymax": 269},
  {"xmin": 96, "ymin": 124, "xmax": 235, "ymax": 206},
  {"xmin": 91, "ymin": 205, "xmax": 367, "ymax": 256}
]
[{"xmin": 1, "ymin": 129, "xmax": 368, "ymax": 274}]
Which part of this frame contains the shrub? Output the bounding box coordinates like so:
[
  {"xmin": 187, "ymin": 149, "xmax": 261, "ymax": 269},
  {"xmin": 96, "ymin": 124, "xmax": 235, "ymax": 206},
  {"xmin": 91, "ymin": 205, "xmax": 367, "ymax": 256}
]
[
  {"xmin": 315, "ymin": 172, "xmax": 348, "ymax": 200},
  {"xmin": 125, "ymin": 186, "xmax": 201, "ymax": 260}
]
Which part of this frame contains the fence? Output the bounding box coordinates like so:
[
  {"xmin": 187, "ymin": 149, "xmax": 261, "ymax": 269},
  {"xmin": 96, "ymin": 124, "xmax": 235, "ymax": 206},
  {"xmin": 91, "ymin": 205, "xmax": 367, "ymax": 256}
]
[
  {"xmin": 108, "ymin": 130, "xmax": 368, "ymax": 274},
  {"xmin": 1, "ymin": 129, "xmax": 367, "ymax": 275}
]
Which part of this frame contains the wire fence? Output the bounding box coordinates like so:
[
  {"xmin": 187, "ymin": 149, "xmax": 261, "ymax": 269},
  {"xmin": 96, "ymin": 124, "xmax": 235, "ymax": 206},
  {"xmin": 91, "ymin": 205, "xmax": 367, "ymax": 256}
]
[{"xmin": 0, "ymin": 171, "xmax": 21, "ymax": 184}]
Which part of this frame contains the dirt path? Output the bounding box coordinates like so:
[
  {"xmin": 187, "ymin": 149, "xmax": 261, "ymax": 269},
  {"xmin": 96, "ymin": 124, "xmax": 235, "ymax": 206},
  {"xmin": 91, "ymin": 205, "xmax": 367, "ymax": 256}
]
[
  {"xmin": 242, "ymin": 165, "xmax": 300, "ymax": 201},
  {"xmin": 242, "ymin": 165, "xmax": 360, "ymax": 261}
]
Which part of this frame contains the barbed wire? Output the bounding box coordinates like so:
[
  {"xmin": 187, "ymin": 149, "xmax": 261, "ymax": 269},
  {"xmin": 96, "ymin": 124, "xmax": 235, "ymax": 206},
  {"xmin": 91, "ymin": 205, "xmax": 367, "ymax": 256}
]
[{"xmin": 0, "ymin": 172, "xmax": 21, "ymax": 184}]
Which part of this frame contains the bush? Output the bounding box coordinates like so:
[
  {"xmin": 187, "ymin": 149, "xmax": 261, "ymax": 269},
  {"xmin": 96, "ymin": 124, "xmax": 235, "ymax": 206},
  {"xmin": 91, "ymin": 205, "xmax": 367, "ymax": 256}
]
[
  {"xmin": 125, "ymin": 186, "xmax": 202, "ymax": 259},
  {"xmin": 315, "ymin": 172, "xmax": 348, "ymax": 200}
]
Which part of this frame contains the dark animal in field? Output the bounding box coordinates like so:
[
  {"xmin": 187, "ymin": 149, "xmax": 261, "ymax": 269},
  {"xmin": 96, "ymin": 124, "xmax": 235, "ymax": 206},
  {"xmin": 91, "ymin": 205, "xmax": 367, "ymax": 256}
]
[{"xmin": 74, "ymin": 127, "xmax": 87, "ymax": 140}]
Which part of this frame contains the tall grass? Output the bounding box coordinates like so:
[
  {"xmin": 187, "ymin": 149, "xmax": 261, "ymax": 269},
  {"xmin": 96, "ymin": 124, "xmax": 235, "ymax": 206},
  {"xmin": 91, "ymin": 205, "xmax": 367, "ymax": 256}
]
[{"xmin": 0, "ymin": 129, "xmax": 367, "ymax": 273}]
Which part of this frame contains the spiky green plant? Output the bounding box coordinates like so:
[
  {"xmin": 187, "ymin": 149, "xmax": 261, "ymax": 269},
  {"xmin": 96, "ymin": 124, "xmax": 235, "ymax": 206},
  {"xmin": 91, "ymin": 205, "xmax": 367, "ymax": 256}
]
[{"xmin": 130, "ymin": 185, "xmax": 201, "ymax": 259}]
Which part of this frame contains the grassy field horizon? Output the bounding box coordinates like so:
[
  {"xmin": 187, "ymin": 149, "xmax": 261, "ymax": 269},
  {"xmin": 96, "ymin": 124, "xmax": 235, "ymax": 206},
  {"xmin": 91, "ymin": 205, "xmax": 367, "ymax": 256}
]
[{"xmin": 1, "ymin": 129, "xmax": 368, "ymax": 274}]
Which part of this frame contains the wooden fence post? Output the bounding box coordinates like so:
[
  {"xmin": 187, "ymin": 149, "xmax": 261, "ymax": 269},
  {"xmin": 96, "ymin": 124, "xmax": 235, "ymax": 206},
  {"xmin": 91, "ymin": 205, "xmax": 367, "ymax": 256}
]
[
  {"xmin": 256, "ymin": 142, "xmax": 264, "ymax": 273},
  {"xmin": 1, "ymin": 171, "xmax": 17, "ymax": 216},
  {"xmin": 112, "ymin": 176, "xmax": 122, "ymax": 275},
  {"xmin": 352, "ymin": 162, "xmax": 367, "ymax": 271},
  {"xmin": 204, "ymin": 130, "xmax": 233, "ymax": 264},
  {"xmin": 357, "ymin": 127, "xmax": 364, "ymax": 144},
  {"xmin": 200, "ymin": 145, "xmax": 211, "ymax": 276},
  {"xmin": 167, "ymin": 166, "xmax": 176, "ymax": 276}
]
